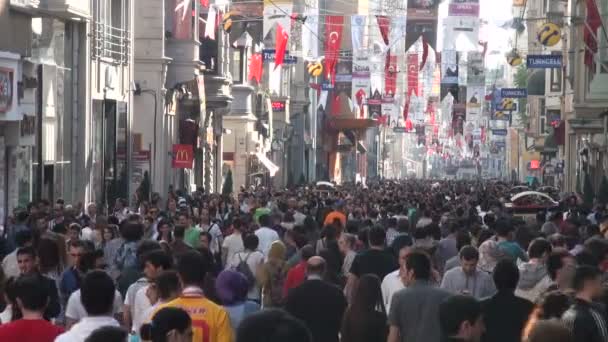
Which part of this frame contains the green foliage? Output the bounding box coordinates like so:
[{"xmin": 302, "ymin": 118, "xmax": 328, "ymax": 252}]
[
  {"xmin": 514, "ymin": 65, "xmax": 529, "ymax": 126},
  {"xmin": 222, "ymin": 169, "xmax": 233, "ymax": 196}
]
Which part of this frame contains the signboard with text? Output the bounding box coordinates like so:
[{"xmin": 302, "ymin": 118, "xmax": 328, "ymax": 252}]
[
  {"xmin": 262, "ymin": 49, "xmax": 298, "ymax": 64},
  {"xmin": 527, "ymin": 54, "xmax": 562, "ymax": 69},
  {"xmin": 501, "ymin": 88, "xmax": 528, "ymax": 98}
]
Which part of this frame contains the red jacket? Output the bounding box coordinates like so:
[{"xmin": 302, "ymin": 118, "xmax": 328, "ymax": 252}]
[{"xmin": 283, "ymin": 261, "xmax": 307, "ymax": 297}]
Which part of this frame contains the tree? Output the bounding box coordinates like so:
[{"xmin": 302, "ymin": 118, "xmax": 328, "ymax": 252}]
[
  {"xmin": 222, "ymin": 169, "xmax": 233, "ymax": 196},
  {"xmin": 583, "ymin": 172, "xmax": 595, "ymax": 207},
  {"xmin": 514, "ymin": 65, "xmax": 529, "ymax": 127},
  {"xmin": 598, "ymin": 175, "xmax": 608, "ymax": 204}
]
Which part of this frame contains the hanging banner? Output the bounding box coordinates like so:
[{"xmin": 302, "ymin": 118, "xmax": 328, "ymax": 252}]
[
  {"xmin": 444, "ymin": 17, "xmax": 480, "ymax": 52},
  {"xmin": 173, "ymin": 0, "xmax": 193, "ymax": 40},
  {"xmin": 441, "ymin": 50, "xmax": 459, "ymax": 84},
  {"xmin": 458, "ymin": 53, "xmax": 468, "ymax": 86},
  {"xmin": 324, "ymin": 15, "xmax": 344, "ymax": 84},
  {"xmin": 389, "ymin": 16, "xmax": 407, "ymax": 48},
  {"xmin": 526, "ymin": 54, "xmax": 563, "ymax": 68},
  {"xmin": 407, "ymin": 53, "xmax": 419, "ymax": 96},
  {"xmin": 172, "ymin": 144, "xmax": 194, "ymax": 169},
  {"xmin": 351, "ymin": 15, "xmax": 366, "ymax": 54},
  {"xmin": 406, "ymin": 0, "xmax": 439, "ymax": 51},
  {"xmin": 448, "ymin": 0, "xmax": 480, "ymax": 17},
  {"xmin": 491, "ymin": 90, "xmax": 511, "ymax": 121},
  {"xmin": 410, "ymin": 95, "xmax": 425, "ymax": 124},
  {"xmin": 467, "ymin": 51, "xmax": 485, "ymax": 86},
  {"xmin": 377, "ymin": 15, "xmax": 391, "ymax": 46},
  {"xmin": 368, "ymin": 90, "xmax": 382, "ymax": 118},
  {"xmin": 263, "ymin": 2, "xmax": 292, "ymax": 38},
  {"xmin": 466, "ymin": 86, "xmax": 484, "ymax": 123},
  {"xmin": 302, "ymin": 14, "xmax": 319, "ymax": 61},
  {"xmin": 385, "ymin": 55, "xmax": 398, "ymax": 96},
  {"xmin": 501, "ymin": 88, "xmax": 528, "ymax": 98}
]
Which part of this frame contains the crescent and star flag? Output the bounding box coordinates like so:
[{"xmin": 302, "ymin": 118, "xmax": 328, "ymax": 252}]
[
  {"xmin": 274, "ymin": 23, "xmax": 289, "ymax": 69},
  {"xmin": 385, "ymin": 55, "xmax": 397, "ymax": 95},
  {"xmin": 248, "ymin": 53, "xmax": 263, "ymax": 84},
  {"xmin": 407, "ymin": 53, "xmax": 419, "ymax": 96},
  {"xmin": 324, "ymin": 15, "xmax": 344, "ymax": 85}
]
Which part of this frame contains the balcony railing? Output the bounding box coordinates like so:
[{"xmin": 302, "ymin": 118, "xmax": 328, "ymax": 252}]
[{"xmin": 92, "ymin": 22, "xmax": 131, "ymax": 64}]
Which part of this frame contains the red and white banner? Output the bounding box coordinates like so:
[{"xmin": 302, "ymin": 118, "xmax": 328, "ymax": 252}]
[
  {"xmin": 407, "ymin": 53, "xmax": 419, "ymax": 96},
  {"xmin": 172, "ymin": 144, "xmax": 194, "ymax": 169},
  {"xmin": 385, "ymin": 55, "xmax": 397, "ymax": 96},
  {"xmin": 324, "ymin": 15, "xmax": 344, "ymax": 84},
  {"xmin": 274, "ymin": 24, "xmax": 289, "ymax": 69}
]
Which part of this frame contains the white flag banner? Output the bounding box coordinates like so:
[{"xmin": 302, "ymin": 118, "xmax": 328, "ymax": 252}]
[
  {"xmin": 444, "ymin": 16, "xmax": 480, "ymax": 52},
  {"xmin": 318, "ymin": 90, "xmax": 328, "ymax": 110},
  {"xmin": 263, "ymin": 3, "xmax": 293, "ymax": 38},
  {"xmin": 389, "ymin": 16, "xmax": 407, "ymax": 50},
  {"xmin": 466, "ymin": 85, "xmax": 484, "ymax": 123},
  {"xmin": 204, "ymin": 6, "xmax": 217, "ymax": 40},
  {"xmin": 302, "ymin": 14, "xmax": 319, "ymax": 61},
  {"xmin": 352, "ymin": 56, "xmax": 371, "ymax": 118},
  {"xmin": 351, "ymin": 15, "xmax": 366, "ymax": 54}
]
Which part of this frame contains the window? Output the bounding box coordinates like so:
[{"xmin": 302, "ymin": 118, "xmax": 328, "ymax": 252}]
[
  {"xmin": 550, "ymin": 66, "xmax": 562, "ymax": 92},
  {"xmin": 230, "ymin": 47, "xmax": 244, "ymax": 84},
  {"xmin": 539, "ymin": 98, "xmax": 547, "ymax": 135}
]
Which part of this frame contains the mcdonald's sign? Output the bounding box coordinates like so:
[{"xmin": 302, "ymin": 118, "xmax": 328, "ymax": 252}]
[{"xmin": 172, "ymin": 144, "xmax": 193, "ymax": 169}]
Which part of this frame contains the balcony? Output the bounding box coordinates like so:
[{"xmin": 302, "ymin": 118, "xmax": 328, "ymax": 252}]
[
  {"xmin": 92, "ymin": 22, "xmax": 131, "ymax": 65},
  {"xmin": 36, "ymin": 0, "xmax": 90, "ymax": 19}
]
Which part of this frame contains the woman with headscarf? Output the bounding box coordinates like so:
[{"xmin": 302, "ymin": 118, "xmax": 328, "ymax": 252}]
[
  {"xmin": 258, "ymin": 241, "xmax": 288, "ymax": 308},
  {"xmin": 215, "ymin": 270, "xmax": 260, "ymax": 329}
]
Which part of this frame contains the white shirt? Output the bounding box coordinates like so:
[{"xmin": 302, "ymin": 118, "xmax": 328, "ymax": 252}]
[
  {"xmin": 200, "ymin": 223, "xmax": 223, "ymax": 255},
  {"xmin": 381, "ymin": 269, "xmax": 405, "ymax": 313},
  {"xmin": 229, "ymin": 251, "xmax": 265, "ymax": 300},
  {"xmin": 1, "ymin": 250, "xmax": 19, "ymax": 278},
  {"xmin": 65, "ymin": 289, "xmax": 124, "ymax": 322},
  {"xmin": 124, "ymin": 278, "xmax": 149, "ymax": 310},
  {"xmin": 222, "ymin": 233, "xmax": 244, "ymax": 267},
  {"xmin": 132, "ymin": 285, "xmax": 152, "ymax": 333},
  {"xmin": 254, "ymin": 227, "xmax": 279, "ymax": 256},
  {"xmin": 55, "ymin": 316, "xmax": 120, "ymax": 342}
]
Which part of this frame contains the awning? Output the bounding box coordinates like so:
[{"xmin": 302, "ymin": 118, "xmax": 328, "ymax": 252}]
[{"xmin": 255, "ymin": 153, "xmax": 279, "ymax": 177}]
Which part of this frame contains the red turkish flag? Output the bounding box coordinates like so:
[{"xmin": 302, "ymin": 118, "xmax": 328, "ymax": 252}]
[
  {"xmin": 248, "ymin": 53, "xmax": 263, "ymax": 84},
  {"xmin": 274, "ymin": 24, "xmax": 289, "ymax": 70},
  {"xmin": 324, "ymin": 16, "xmax": 344, "ymax": 84},
  {"xmin": 376, "ymin": 16, "xmax": 390, "ymax": 45},
  {"xmin": 584, "ymin": 0, "xmax": 602, "ymax": 67},
  {"xmin": 407, "ymin": 53, "xmax": 419, "ymax": 96},
  {"xmin": 385, "ymin": 54, "xmax": 397, "ymax": 96},
  {"xmin": 200, "ymin": 0, "xmax": 208, "ymax": 7}
]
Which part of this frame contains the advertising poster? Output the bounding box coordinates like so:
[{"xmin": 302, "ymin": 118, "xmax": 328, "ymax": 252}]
[
  {"xmin": 441, "ymin": 50, "xmax": 459, "ymax": 84},
  {"xmin": 466, "ymin": 85, "xmax": 484, "ymax": 122}
]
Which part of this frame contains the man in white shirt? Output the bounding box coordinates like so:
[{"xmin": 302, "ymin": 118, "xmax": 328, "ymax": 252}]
[
  {"xmin": 255, "ymin": 214, "xmax": 279, "ymax": 257},
  {"xmin": 222, "ymin": 218, "xmax": 244, "ymax": 267},
  {"xmin": 64, "ymin": 287, "xmax": 123, "ymax": 328},
  {"xmin": 56, "ymin": 271, "xmax": 121, "ymax": 341},
  {"xmin": 381, "ymin": 246, "xmax": 411, "ymax": 312}
]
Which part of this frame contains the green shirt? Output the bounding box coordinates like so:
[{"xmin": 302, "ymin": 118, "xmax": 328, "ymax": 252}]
[
  {"xmin": 253, "ymin": 207, "xmax": 271, "ymax": 224},
  {"xmin": 184, "ymin": 226, "xmax": 201, "ymax": 248}
]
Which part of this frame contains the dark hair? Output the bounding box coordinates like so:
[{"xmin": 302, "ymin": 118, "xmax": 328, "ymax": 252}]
[
  {"xmin": 439, "ymin": 295, "xmax": 482, "ymax": 336},
  {"xmin": 405, "ymin": 251, "xmax": 431, "ymax": 280},
  {"xmin": 341, "ymin": 274, "xmax": 386, "ymax": 341},
  {"xmin": 236, "ymin": 309, "xmax": 312, "ymax": 342},
  {"xmin": 537, "ymin": 291, "xmax": 571, "ymax": 319},
  {"xmin": 397, "ymin": 219, "xmax": 410, "ymax": 233},
  {"xmin": 200, "ymin": 231, "xmax": 212, "ymax": 243},
  {"xmin": 233, "ymin": 218, "xmax": 244, "ymax": 231},
  {"xmin": 14, "ymin": 274, "xmax": 49, "ymax": 311},
  {"xmin": 528, "ymin": 238, "xmax": 552, "ymax": 259},
  {"xmin": 81, "ymin": 270, "xmax": 115, "ymax": 315},
  {"xmin": 121, "ymin": 222, "xmax": 144, "ymax": 242},
  {"xmin": 243, "ymin": 234, "xmax": 259, "ymax": 251},
  {"xmin": 17, "ymin": 246, "xmax": 37, "ymax": 259},
  {"xmin": 15, "ymin": 229, "xmax": 33, "ymax": 248},
  {"xmin": 259, "ymin": 214, "xmax": 272, "ymax": 227},
  {"xmin": 455, "ymin": 230, "xmax": 472, "ymax": 252},
  {"xmin": 459, "ymin": 246, "xmax": 479, "ymax": 261},
  {"xmin": 495, "ymin": 219, "xmax": 514, "ymax": 237},
  {"xmin": 583, "ymin": 238, "xmax": 608, "ymax": 265},
  {"xmin": 137, "ymin": 240, "xmax": 162, "ymax": 258},
  {"xmin": 368, "ymin": 226, "xmax": 386, "ymax": 247},
  {"xmin": 174, "ymin": 225, "xmax": 186, "ymax": 239},
  {"xmin": 155, "ymin": 270, "xmax": 181, "ymax": 300},
  {"xmin": 300, "ymin": 245, "xmax": 315, "ymax": 261},
  {"xmin": 547, "ymin": 250, "xmax": 572, "ymax": 281},
  {"xmin": 85, "ymin": 326, "xmax": 128, "ymax": 342},
  {"xmin": 37, "ymin": 237, "xmax": 61, "ymax": 273},
  {"xmin": 176, "ymin": 251, "xmax": 208, "ymax": 286},
  {"xmin": 493, "ymin": 259, "xmax": 519, "ymax": 291},
  {"xmin": 572, "ymin": 265, "xmax": 601, "ymax": 291},
  {"xmin": 143, "ymin": 250, "xmax": 173, "ymax": 270},
  {"xmin": 140, "ymin": 307, "xmax": 191, "ymax": 342}
]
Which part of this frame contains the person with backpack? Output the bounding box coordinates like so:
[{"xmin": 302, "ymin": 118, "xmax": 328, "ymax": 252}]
[
  {"xmin": 228, "ymin": 234, "xmax": 264, "ymax": 303},
  {"xmin": 258, "ymin": 241, "xmax": 288, "ymax": 308}
]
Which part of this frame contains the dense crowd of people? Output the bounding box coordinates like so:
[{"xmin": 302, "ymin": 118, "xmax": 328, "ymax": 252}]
[{"xmin": 0, "ymin": 180, "xmax": 606, "ymax": 342}]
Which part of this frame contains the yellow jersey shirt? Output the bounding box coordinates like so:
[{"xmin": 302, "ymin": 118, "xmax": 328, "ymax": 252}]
[{"xmin": 155, "ymin": 287, "xmax": 233, "ymax": 342}]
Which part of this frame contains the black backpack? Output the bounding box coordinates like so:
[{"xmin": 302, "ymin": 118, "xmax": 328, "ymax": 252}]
[{"xmin": 235, "ymin": 252, "xmax": 256, "ymax": 289}]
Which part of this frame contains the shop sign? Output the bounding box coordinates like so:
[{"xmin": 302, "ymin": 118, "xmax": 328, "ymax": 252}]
[
  {"xmin": 172, "ymin": 144, "xmax": 194, "ymax": 169},
  {"xmin": 527, "ymin": 55, "xmax": 562, "ymax": 68}
]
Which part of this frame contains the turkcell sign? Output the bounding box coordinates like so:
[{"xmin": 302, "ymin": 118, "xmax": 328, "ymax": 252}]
[
  {"xmin": 262, "ymin": 49, "xmax": 298, "ymax": 64},
  {"xmin": 501, "ymin": 88, "xmax": 527, "ymax": 98},
  {"xmin": 321, "ymin": 82, "xmax": 334, "ymax": 90},
  {"xmin": 527, "ymin": 55, "xmax": 562, "ymax": 69}
]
